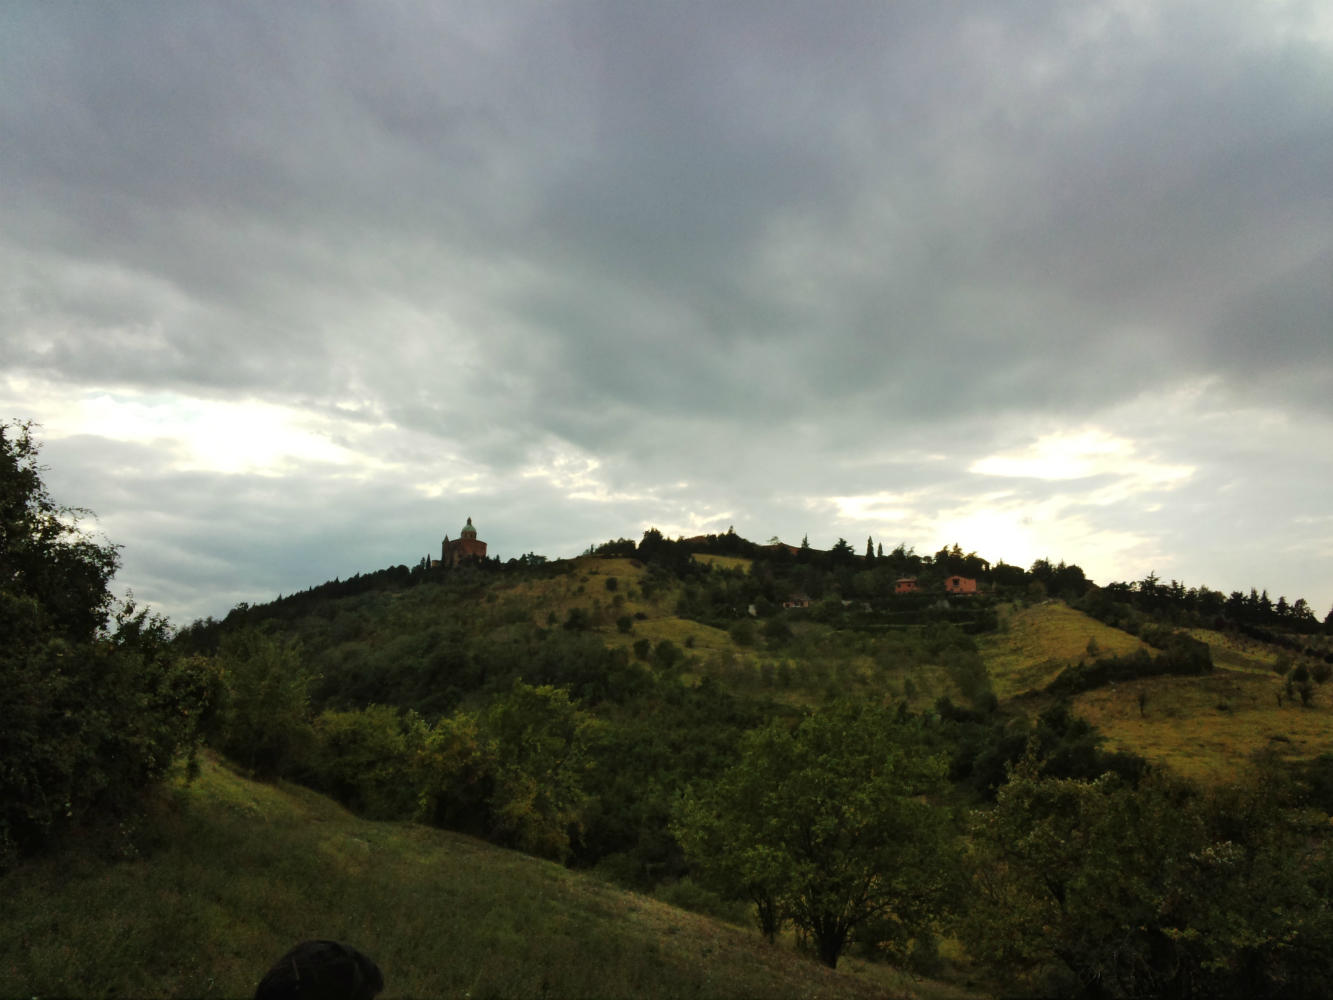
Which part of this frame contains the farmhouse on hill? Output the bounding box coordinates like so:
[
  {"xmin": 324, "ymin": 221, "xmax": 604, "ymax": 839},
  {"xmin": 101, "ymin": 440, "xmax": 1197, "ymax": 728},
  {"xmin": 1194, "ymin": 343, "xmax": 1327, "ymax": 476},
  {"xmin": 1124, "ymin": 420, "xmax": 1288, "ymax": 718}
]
[{"xmin": 944, "ymin": 574, "xmax": 978, "ymax": 594}]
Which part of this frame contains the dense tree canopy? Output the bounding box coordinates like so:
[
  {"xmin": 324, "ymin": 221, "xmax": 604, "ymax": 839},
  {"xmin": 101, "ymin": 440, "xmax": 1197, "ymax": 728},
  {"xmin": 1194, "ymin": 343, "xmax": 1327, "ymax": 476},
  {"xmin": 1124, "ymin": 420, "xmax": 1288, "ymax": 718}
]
[
  {"xmin": 675, "ymin": 701, "xmax": 958, "ymax": 967},
  {"xmin": 963, "ymin": 754, "xmax": 1333, "ymax": 998}
]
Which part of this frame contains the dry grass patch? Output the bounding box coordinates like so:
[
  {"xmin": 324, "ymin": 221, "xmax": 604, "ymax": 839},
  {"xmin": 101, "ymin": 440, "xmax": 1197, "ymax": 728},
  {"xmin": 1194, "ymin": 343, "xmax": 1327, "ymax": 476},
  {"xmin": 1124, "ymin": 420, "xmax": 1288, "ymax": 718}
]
[
  {"xmin": 980, "ymin": 602, "xmax": 1149, "ymax": 699},
  {"xmin": 616, "ymin": 616, "xmax": 734, "ymax": 655},
  {"xmin": 500, "ymin": 557, "xmax": 672, "ymax": 628},
  {"xmin": 1073, "ymin": 669, "xmax": 1333, "ymax": 783},
  {"xmin": 1186, "ymin": 628, "xmax": 1282, "ymax": 675}
]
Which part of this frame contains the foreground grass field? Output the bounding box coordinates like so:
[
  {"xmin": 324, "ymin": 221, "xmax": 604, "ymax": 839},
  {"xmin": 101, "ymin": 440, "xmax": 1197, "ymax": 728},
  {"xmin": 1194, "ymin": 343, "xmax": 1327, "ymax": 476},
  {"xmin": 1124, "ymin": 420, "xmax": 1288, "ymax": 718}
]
[{"xmin": 0, "ymin": 756, "xmax": 969, "ymax": 999}]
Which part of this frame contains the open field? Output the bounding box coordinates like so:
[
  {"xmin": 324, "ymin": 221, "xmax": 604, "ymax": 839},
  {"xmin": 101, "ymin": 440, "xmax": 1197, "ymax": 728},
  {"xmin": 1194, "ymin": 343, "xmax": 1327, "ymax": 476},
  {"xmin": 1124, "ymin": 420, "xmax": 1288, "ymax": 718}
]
[
  {"xmin": 499, "ymin": 556, "xmax": 662, "ymax": 628},
  {"xmin": 979, "ymin": 602, "xmax": 1149, "ymax": 698},
  {"xmin": 1186, "ymin": 627, "xmax": 1285, "ymax": 674},
  {"xmin": 1073, "ymin": 667, "xmax": 1333, "ymax": 783},
  {"xmin": 608, "ymin": 614, "xmax": 736, "ymax": 656},
  {"xmin": 0, "ymin": 756, "xmax": 977, "ymax": 1000}
]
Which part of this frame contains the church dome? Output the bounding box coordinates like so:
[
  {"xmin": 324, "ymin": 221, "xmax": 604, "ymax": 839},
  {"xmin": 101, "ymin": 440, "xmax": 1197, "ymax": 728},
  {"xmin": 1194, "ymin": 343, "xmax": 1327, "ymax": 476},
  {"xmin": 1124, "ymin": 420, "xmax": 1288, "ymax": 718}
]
[{"xmin": 460, "ymin": 517, "xmax": 477, "ymax": 538}]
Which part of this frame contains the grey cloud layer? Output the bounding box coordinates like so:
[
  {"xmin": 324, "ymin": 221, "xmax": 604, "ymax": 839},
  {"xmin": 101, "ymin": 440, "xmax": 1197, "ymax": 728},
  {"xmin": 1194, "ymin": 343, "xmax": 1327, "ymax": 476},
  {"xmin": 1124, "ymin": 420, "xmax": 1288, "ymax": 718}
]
[{"xmin": 3, "ymin": 2, "xmax": 1330, "ymax": 621}]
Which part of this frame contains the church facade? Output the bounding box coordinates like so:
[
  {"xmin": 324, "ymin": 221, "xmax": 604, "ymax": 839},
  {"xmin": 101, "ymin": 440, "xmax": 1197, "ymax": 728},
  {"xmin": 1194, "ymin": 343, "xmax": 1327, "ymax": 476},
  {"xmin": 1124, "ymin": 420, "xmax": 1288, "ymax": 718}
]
[{"xmin": 438, "ymin": 516, "xmax": 487, "ymax": 566}]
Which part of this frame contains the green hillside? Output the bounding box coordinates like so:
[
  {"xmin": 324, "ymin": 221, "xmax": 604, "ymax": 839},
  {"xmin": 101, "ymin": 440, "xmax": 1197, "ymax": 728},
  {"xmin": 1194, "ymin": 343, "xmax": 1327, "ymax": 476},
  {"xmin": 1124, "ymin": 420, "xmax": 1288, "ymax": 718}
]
[
  {"xmin": 981, "ymin": 601, "xmax": 1333, "ymax": 782},
  {"xmin": 0, "ymin": 755, "xmax": 959, "ymax": 1000},
  {"xmin": 978, "ymin": 601, "xmax": 1151, "ymax": 699},
  {"xmin": 9, "ymin": 428, "xmax": 1333, "ymax": 1000}
]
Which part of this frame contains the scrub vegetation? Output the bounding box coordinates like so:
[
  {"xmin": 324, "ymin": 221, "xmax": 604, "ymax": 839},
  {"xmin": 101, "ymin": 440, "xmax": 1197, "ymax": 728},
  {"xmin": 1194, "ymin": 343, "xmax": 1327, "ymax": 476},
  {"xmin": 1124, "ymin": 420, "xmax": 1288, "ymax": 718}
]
[{"xmin": 6, "ymin": 422, "xmax": 1333, "ymax": 998}]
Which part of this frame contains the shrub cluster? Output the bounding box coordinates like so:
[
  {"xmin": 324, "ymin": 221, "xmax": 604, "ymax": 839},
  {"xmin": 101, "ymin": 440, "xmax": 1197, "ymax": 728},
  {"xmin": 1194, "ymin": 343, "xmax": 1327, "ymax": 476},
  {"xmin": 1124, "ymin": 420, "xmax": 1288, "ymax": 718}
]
[
  {"xmin": 1, "ymin": 423, "xmax": 219, "ymax": 867},
  {"xmin": 1045, "ymin": 630, "xmax": 1211, "ymax": 697}
]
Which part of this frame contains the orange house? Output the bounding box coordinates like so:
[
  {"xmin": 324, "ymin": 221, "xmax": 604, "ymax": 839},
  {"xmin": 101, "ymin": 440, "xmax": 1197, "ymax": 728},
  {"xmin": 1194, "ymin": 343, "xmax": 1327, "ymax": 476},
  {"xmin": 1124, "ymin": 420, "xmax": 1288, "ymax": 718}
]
[
  {"xmin": 944, "ymin": 575, "xmax": 977, "ymax": 594},
  {"xmin": 894, "ymin": 577, "xmax": 919, "ymax": 594}
]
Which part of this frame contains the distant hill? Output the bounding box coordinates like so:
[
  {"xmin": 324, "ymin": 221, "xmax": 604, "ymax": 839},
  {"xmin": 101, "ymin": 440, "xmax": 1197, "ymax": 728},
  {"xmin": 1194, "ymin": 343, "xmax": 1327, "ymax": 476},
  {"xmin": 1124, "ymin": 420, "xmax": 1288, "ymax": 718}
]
[{"xmin": 150, "ymin": 529, "xmax": 1333, "ymax": 995}]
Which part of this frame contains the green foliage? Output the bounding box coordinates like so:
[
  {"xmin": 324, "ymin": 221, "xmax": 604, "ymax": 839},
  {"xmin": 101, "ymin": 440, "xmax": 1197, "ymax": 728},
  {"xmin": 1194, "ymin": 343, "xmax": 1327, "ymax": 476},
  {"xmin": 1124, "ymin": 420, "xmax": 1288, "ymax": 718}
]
[
  {"xmin": 214, "ymin": 631, "xmax": 316, "ymax": 778},
  {"xmin": 653, "ymin": 639, "xmax": 683, "ymax": 669},
  {"xmin": 415, "ymin": 710, "xmax": 492, "ymax": 833},
  {"xmin": 728, "ymin": 618, "xmax": 757, "ymax": 647},
  {"xmin": 760, "ymin": 616, "xmax": 792, "ymax": 646},
  {"xmin": 652, "ymin": 877, "xmax": 751, "ymax": 926},
  {"xmin": 963, "ymin": 754, "xmax": 1333, "ymax": 997},
  {"xmin": 308, "ymin": 705, "xmax": 427, "ymax": 819},
  {"xmin": 675, "ymin": 702, "xmax": 958, "ymax": 968},
  {"xmin": 946, "ymin": 701, "xmax": 1148, "ymax": 800},
  {"xmin": 483, "ymin": 682, "xmax": 596, "ymax": 861},
  {"xmin": 1045, "ymin": 630, "xmax": 1211, "ymax": 696},
  {"xmin": 0, "ymin": 422, "xmax": 218, "ymax": 866},
  {"xmin": 0, "ymin": 421, "xmax": 118, "ymax": 642}
]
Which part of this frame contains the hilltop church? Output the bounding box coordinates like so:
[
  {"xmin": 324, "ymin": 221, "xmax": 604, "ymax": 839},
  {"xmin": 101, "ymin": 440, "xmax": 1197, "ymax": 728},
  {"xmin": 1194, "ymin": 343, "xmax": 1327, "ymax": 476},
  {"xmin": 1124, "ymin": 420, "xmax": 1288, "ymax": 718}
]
[{"xmin": 436, "ymin": 516, "xmax": 487, "ymax": 566}]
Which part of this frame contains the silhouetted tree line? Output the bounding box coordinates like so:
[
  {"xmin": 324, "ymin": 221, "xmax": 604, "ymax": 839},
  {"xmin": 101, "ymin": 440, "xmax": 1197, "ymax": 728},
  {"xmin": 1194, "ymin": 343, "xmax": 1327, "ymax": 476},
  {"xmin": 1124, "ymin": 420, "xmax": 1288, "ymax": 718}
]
[{"xmin": 1085, "ymin": 573, "xmax": 1328, "ymax": 635}]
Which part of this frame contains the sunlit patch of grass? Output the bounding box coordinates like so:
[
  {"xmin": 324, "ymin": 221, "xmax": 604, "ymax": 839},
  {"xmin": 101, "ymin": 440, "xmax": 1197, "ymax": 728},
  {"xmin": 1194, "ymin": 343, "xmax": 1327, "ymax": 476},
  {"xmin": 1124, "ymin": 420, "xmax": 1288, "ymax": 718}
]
[
  {"xmin": 623, "ymin": 616, "xmax": 733, "ymax": 653},
  {"xmin": 498, "ymin": 557, "xmax": 677, "ymax": 629},
  {"xmin": 1073, "ymin": 669, "xmax": 1333, "ymax": 783},
  {"xmin": 979, "ymin": 602, "xmax": 1149, "ymax": 699},
  {"xmin": 0, "ymin": 756, "xmax": 922, "ymax": 999}
]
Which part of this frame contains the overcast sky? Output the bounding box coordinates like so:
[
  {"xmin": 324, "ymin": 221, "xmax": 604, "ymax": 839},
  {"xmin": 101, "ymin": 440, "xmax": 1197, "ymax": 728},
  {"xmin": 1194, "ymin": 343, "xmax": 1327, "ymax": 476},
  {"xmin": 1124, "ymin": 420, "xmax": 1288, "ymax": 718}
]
[{"xmin": 3, "ymin": 2, "xmax": 1331, "ymax": 626}]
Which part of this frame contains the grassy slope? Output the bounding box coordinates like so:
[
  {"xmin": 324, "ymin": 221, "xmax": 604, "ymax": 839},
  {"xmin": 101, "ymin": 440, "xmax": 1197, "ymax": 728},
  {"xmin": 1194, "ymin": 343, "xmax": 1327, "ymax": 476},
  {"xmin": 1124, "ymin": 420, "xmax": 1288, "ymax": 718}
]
[
  {"xmin": 1, "ymin": 756, "xmax": 959, "ymax": 1000},
  {"xmin": 1072, "ymin": 667, "xmax": 1332, "ymax": 784},
  {"xmin": 978, "ymin": 601, "xmax": 1150, "ymax": 699},
  {"xmin": 982, "ymin": 602, "xmax": 1333, "ymax": 783}
]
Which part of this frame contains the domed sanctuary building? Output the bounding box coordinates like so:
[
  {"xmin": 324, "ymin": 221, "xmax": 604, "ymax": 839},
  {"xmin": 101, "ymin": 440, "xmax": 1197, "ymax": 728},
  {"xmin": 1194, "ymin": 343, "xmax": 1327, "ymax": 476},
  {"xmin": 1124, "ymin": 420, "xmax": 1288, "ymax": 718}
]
[{"xmin": 439, "ymin": 516, "xmax": 487, "ymax": 566}]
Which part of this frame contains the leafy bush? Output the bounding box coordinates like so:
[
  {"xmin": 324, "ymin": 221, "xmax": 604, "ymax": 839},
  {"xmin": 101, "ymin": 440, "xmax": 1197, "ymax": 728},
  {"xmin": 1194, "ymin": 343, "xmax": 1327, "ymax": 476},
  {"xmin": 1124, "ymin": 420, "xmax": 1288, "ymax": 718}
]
[
  {"xmin": 728, "ymin": 619, "xmax": 757, "ymax": 647},
  {"xmin": 0, "ymin": 422, "xmax": 218, "ymax": 866},
  {"xmin": 307, "ymin": 706, "xmax": 426, "ymax": 818},
  {"xmin": 214, "ymin": 631, "xmax": 316, "ymax": 778}
]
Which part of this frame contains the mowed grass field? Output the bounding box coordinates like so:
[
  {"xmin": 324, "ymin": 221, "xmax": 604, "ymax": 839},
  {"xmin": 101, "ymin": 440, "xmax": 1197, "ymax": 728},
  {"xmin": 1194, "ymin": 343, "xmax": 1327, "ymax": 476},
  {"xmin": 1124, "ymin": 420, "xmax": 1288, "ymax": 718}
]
[{"xmin": 1, "ymin": 756, "xmax": 961, "ymax": 1000}]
